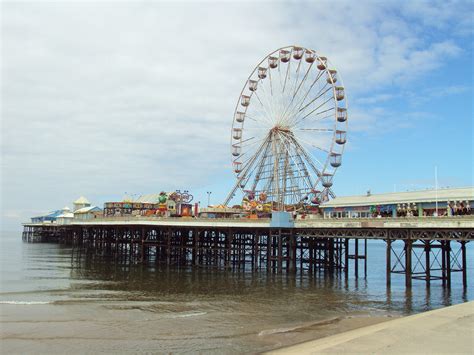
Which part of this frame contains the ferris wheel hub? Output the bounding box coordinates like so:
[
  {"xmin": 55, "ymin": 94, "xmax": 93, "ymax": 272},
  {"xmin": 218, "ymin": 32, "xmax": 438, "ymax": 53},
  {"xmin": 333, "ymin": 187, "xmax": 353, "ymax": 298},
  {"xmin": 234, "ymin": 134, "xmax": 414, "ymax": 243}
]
[{"xmin": 272, "ymin": 125, "xmax": 291, "ymax": 133}]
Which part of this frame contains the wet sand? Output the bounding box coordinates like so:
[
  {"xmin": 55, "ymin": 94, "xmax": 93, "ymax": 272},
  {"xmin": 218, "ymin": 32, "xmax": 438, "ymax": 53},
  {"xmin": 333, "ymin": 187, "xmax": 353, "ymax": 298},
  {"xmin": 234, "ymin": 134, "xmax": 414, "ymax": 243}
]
[
  {"xmin": 268, "ymin": 301, "xmax": 474, "ymax": 354},
  {"xmin": 0, "ymin": 301, "xmax": 394, "ymax": 354}
]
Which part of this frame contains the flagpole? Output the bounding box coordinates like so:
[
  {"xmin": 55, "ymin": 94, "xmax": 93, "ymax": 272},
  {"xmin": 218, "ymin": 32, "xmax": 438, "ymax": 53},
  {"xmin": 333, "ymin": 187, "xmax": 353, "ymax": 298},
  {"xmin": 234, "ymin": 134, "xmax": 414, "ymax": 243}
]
[{"xmin": 435, "ymin": 166, "xmax": 438, "ymax": 217}]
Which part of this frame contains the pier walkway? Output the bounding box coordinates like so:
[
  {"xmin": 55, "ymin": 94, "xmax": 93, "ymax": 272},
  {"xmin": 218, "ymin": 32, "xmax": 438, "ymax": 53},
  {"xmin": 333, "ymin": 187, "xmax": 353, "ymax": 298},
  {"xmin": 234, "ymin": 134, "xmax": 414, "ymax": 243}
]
[
  {"xmin": 269, "ymin": 301, "xmax": 474, "ymax": 354},
  {"xmin": 23, "ymin": 215, "xmax": 474, "ymax": 230}
]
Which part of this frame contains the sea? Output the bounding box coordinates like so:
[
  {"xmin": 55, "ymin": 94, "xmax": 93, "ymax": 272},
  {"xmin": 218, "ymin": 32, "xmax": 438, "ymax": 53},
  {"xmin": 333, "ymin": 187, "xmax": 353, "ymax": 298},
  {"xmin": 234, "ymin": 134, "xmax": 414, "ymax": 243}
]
[{"xmin": 1, "ymin": 230, "xmax": 472, "ymax": 353}]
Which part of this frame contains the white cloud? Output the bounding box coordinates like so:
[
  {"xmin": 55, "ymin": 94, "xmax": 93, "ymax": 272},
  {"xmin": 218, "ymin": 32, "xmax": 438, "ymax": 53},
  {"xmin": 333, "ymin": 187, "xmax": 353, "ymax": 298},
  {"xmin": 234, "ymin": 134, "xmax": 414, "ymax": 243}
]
[{"xmin": 0, "ymin": 1, "xmax": 471, "ymax": 228}]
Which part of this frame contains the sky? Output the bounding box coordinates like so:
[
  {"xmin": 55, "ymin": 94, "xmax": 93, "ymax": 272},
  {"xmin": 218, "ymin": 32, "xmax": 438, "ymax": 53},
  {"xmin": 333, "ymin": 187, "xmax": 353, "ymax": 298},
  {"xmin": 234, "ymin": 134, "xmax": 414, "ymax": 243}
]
[{"xmin": 1, "ymin": 0, "xmax": 473, "ymax": 230}]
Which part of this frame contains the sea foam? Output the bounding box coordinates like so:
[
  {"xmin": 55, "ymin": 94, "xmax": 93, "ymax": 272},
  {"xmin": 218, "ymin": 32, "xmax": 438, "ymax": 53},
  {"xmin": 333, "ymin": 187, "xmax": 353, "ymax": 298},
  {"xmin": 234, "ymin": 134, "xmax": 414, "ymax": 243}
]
[{"xmin": 0, "ymin": 300, "xmax": 51, "ymax": 305}]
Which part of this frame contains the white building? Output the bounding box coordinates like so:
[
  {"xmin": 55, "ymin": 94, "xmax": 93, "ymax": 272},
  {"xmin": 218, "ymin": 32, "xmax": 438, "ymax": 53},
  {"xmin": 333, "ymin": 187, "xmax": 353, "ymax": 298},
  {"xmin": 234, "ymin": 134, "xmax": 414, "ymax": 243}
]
[
  {"xmin": 74, "ymin": 206, "xmax": 102, "ymax": 220},
  {"xmin": 73, "ymin": 196, "xmax": 91, "ymax": 212},
  {"xmin": 56, "ymin": 207, "xmax": 74, "ymax": 225}
]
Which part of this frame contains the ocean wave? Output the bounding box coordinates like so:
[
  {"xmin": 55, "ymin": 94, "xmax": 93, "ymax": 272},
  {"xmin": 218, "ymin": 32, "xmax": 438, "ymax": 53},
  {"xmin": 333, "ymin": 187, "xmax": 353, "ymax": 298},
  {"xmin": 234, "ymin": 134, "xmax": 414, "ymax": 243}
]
[
  {"xmin": 258, "ymin": 317, "xmax": 341, "ymax": 336},
  {"xmin": 170, "ymin": 311, "xmax": 208, "ymax": 318},
  {"xmin": 0, "ymin": 300, "xmax": 51, "ymax": 305}
]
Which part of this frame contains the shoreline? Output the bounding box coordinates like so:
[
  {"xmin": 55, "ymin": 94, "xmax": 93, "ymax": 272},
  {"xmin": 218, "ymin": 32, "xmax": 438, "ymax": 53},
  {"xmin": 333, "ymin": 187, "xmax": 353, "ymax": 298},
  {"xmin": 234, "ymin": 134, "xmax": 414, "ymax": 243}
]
[
  {"xmin": 266, "ymin": 301, "xmax": 474, "ymax": 354},
  {"xmin": 259, "ymin": 313, "xmax": 397, "ymax": 352}
]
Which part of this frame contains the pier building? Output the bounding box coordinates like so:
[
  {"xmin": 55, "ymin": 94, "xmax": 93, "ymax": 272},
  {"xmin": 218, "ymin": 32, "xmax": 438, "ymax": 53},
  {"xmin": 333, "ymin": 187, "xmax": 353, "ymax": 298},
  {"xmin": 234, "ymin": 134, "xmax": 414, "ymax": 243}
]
[
  {"xmin": 73, "ymin": 206, "xmax": 102, "ymax": 220},
  {"xmin": 103, "ymin": 191, "xmax": 195, "ymax": 218},
  {"xmin": 30, "ymin": 208, "xmax": 67, "ymax": 224},
  {"xmin": 320, "ymin": 187, "xmax": 473, "ymax": 219}
]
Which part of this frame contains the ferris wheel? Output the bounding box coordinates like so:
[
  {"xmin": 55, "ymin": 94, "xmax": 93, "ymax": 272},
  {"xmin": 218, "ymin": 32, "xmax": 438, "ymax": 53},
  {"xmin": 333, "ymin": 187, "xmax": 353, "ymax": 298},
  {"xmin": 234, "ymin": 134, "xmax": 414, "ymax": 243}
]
[{"xmin": 224, "ymin": 45, "xmax": 348, "ymax": 209}]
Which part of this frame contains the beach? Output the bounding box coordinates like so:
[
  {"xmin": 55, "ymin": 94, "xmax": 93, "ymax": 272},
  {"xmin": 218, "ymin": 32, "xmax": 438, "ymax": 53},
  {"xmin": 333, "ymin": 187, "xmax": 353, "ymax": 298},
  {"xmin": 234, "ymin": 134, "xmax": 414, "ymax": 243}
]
[{"xmin": 268, "ymin": 300, "xmax": 474, "ymax": 354}]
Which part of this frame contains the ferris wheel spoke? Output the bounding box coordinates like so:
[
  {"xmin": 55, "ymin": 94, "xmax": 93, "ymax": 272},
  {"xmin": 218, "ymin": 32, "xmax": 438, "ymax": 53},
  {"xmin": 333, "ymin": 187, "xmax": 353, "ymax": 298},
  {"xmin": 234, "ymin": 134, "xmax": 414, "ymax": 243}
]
[
  {"xmin": 259, "ymin": 75, "xmax": 280, "ymax": 124},
  {"xmin": 288, "ymin": 58, "xmax": 302, "ymax": 98},
  {"xmin": 250, "ymin": 143, "xmax": 272, "ymax": 192},
  {"xmin": 252, "ymin": 91, "xmax": 275, "ymax": 125},
  {"xmin": 236, "ymin": 135, "xmax": 271, "ymax": 178},
  {"xmin": 294, "ymin": 96, "xmax": 334, "ymax": 125},
  {"xmin": 289, "ymin": 70, "xmax": 324, "ymax": 117},
  {"xmin": 296, "ymin": 143, "xmax": 329, "ymax": 173},
  {"xmin": 292, "ymin": 134, "xmax": 330, "ymax": 154},
  {"xmin": 277, "ymin": 59, "xmax": 284, "ymax": 89},
  {"xmin": 294, "ymin": 107, "xmax": 334, "ymax": 126},
  {"xmin": 292, "ymin": 62, "xmax": 313, "ymax": 100},
  {"xmin": 257, "ymin": 80, "xmax": 280, "ymax": 123},
  {"xmin": 297, "ymin": 128, "xmax": 333, "ymax": 132},
  {"xmin": 294, "ymin": 113, "xmax": 335, "ymax": 130},
  {"xmin": 291, "ymin": 136, "xmax": 326, "ymax": 176},
  {"xmin": 281, "ymin": 59, "xmax": 303, "ymax": 125},
  {"xmin": 244, "ymin": 114, "xmax": 260, "ymax": 122},
  {"xmin": 279, "ymin": 61, "xmax": 313, "ymax": 127},
  {"xmin": 298, "ymin": 85, "xmax": 332, "ymax": 114},
  {"xmin": 268, "ymin": 64, "xmax": 274, "ymax": 97},
  {"xmin": 238, "ymin": 137, "xmax": 269, "ymax": 153},
  {"xmin": 281, "ymin": 51, "xmax": 292, "ymax": 95},
  {"xmin": 278, "ymin": 133, "xmax": 312, "ymax": 185}
]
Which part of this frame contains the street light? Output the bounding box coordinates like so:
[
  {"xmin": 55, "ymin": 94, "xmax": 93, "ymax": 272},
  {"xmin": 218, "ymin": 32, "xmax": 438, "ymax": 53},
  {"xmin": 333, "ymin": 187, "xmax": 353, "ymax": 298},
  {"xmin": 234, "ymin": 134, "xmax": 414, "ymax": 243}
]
[{"xmin": 206, "ymin": 191, "xmax": 212, "ymax": 207}]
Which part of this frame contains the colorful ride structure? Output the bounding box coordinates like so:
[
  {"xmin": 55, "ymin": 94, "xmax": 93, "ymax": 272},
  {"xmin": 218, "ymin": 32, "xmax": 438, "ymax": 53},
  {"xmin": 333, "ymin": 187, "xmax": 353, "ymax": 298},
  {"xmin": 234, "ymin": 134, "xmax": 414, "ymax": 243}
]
[{"xmin": 103, "ymin": 190, "xmax": 195, "ymax": 218}]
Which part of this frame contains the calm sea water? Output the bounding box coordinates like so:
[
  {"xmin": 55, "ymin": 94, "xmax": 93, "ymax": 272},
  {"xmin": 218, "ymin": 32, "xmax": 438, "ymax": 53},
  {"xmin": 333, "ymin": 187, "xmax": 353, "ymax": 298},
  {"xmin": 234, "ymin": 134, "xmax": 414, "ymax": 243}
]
[{"xmin": 1, "ymin": 230, "xmax": 472, "ymax": 352}]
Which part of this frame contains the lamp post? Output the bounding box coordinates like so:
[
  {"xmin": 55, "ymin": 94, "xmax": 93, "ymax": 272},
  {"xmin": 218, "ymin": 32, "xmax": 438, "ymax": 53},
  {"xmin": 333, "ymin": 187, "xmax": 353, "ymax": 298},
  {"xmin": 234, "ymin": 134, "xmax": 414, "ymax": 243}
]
[{"xmin": 206, "ymin": 191, "xmax": 212, "ymax": 207}]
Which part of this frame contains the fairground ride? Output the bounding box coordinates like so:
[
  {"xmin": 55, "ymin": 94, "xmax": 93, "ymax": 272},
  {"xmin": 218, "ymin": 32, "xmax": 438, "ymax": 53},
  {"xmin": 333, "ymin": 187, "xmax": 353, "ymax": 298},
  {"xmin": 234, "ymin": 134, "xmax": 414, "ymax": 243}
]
[{"xmin": 224, "ymin": 45, "xmax": 348, "ymax": 211}]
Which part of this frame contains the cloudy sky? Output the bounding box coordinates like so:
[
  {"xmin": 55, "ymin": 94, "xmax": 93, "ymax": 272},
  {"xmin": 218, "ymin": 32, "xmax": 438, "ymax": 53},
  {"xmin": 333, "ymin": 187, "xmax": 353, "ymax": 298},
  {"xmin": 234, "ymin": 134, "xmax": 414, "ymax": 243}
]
[{"xmin": 1, "ymin": 0, "xmax": 472, "ymax": 230}]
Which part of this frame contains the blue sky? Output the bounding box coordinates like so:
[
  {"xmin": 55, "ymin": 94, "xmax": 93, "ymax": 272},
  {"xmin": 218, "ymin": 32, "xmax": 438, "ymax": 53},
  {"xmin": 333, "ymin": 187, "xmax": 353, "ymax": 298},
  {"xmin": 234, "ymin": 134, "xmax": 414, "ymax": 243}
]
[{"xmin": 1, "ymin": 0, "xmax": 473, "ymax": 229}]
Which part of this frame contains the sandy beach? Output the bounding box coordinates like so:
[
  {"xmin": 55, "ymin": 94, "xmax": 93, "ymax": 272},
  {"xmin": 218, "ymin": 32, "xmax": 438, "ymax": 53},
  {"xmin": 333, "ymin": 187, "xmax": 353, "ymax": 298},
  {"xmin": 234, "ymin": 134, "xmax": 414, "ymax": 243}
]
[{"xmin": 267, "ymin": 301, "xmax": 474, "ymax": 354}]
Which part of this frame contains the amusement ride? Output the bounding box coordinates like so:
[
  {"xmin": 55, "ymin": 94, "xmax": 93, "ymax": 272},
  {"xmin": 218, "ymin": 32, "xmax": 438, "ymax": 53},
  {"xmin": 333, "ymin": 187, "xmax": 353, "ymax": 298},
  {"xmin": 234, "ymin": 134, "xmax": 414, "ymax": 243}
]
[{"xmin": 224, "ymin": 45, "xmax": 348, "ymax": 212}]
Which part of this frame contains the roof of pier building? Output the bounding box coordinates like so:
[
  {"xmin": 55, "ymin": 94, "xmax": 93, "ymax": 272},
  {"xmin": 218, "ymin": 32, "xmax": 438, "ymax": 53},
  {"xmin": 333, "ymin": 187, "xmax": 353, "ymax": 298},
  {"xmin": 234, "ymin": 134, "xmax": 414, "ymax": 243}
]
[
  {"xmin": 132, "ymin": 193, "xmax": 193, "ymax": 204},
  {"xmin": 74, "ymin": 196, "xmax": 90, "ymax": 204},
  {"xmin": 73, "ymin": 206, "xmax": 102, "ymax": 214},
  {"xmin": 133, "ymin": 194, "xmax": 160, "ymax": 203},
  {"xmin": 31, "ymin": 209, "xmax": 64, "ymax": 220},
  {"xmin": 321, "ymin": 187, "xmax": 474, "ymax": 208}
]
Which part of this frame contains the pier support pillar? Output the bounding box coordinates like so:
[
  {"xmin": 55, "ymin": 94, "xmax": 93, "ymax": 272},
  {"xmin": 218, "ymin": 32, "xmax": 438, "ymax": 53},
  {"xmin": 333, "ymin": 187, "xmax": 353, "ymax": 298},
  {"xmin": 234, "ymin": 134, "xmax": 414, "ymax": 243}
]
[
  {"xmin": 364, "ymin": 239, "xmax": 368, "ymax": 278},
  {"xmin": 354, "ymin": 239, "xmax": 359, "ymax": 278},
  {"xmin": 405, "ymin": 239, "xmax": 412, "ymax": 288},
  {"xmin": 288, "ymin": 235, "xmax": 296, "ymax": 273},
  {"xmin": 344, "ymin": 238, "xmax": 349, "ymax": 277},
  {"xmin": 386, "ymin": 239, "xmax": 391, "ymax": 287},
  {"xmin": 446, "ymin": 240, "xmax": 451, "ymax": 288},
  {"xmin": 461, "ymin": 241, "xmax": 467, "ymax": 289},
  {"xmin": 425, "ymin": 241, "xmax": 431, "ymax": 287}
]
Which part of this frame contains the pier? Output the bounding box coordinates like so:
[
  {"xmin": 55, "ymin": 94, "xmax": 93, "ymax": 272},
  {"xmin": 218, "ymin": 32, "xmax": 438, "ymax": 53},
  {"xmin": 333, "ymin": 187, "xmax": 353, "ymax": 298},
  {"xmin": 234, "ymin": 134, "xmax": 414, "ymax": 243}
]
[{"xmin": 22, "ymin": 217, "xmax": 473, "ymax": 289}]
